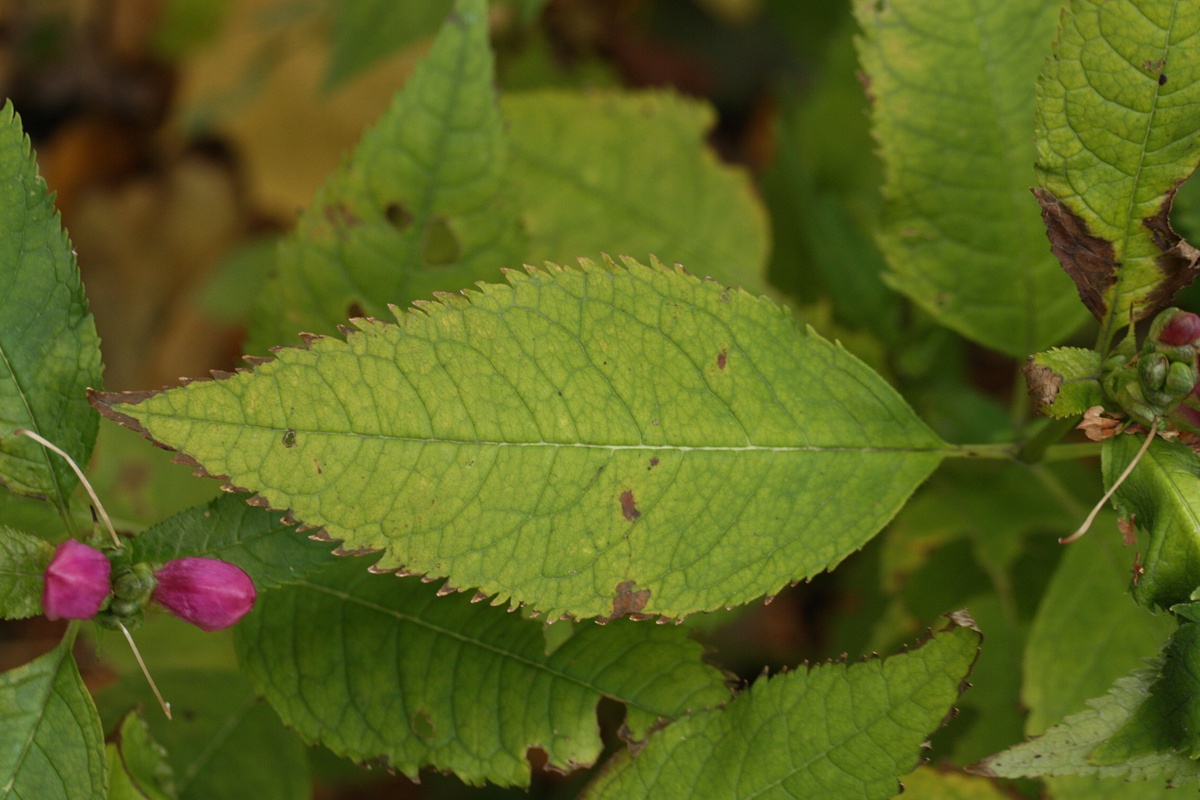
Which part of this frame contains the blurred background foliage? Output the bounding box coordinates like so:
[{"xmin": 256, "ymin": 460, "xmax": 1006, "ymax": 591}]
[{"xmin": 0, "ymin": 1, "xmax": 1146, "ymax": 797}]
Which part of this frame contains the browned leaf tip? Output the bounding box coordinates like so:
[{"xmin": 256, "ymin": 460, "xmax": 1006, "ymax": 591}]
[
  {"xmin": 1141, "ymin": 187, "xmax": 1200, "ymax": 313},
  {"xmin": 1077, "ymin": 406, "xmax": 1124, "ymax": 441},
  {"xmin": 1033, "ymin": 187, "xmax": 1118, "ymax": 320},
  {"xmin": 88, "ymin": 388, "xmax": 164, "ymax": 444},
  {"xmin": 1022, "ymin": 358, "xmax": 1063, "ymax": 411}
]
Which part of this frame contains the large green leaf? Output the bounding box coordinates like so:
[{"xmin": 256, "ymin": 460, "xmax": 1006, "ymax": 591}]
[
  {"xmin": 975, "ymin": 666, "xmax": 1200, "ymax": 786},
  {"xmin": 581, "ymin": 618, "xmax": 980, "ymax": 799},
  {"xmin": 0, "ymin": 637, "xmax": 107, "ymax": 800},
  {"xmin": 0, "ymin": 101, "xmax": 103, "ymax": 508},
  {"xmin": 96, "ymin": 670, "xmax": 308, "ymax": 800},
  {"xmin": 0, "ymin": 527, "xmax": 52, "ymax": 620},
  {"xmin": 1023, "ymin": 519, "xmax": 1174, "ymax": 736},
  {"xmin": 130, "ymin": 494, "xmax": 335, "ymax": 589},
  {"xmin": 1104, "ymin": 434, "xmax": 1200, "ymax": 611},
  {"xmin": 1034, "ymin": 0, "xmax": 1200, "ymax": 347},
  {"xmin": 234, "ymin": 558, "xmax": 731, "ymax": 787},
  {"xmin": 247, "ymin": 0, "xmax": 524, "ymax": 354},
  {"xmin": 855, "ymin": 0, "xmax": 1084, "ymax": 357},
  {"xmin": 503, "ymin": 91, "xmax": 769, "ymax": 293},
  {"xmin": 94, "ymin": 258, "xmax": 947, "ymax": 619}
]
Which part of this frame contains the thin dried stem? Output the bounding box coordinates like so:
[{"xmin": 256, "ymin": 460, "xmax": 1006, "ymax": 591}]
[
  {"xmin": 14, "ymin": 428, "xmax": 120, "ymax": 548},
  {"xmin": 1060, "ymin": 418, "xmax": 1159, "ymax": 544},
  {"xmin": 118, "ymin": 623, "xmax": 172, "ymax": 720}
]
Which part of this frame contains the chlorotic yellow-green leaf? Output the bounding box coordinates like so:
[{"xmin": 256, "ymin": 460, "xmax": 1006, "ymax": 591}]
[
  {"xmin": 105, "ymin": 711, "xmax": 176, "ymax": 800},
  {"xmin": 0, "ymin": 526, "xmax": 52, "ymax": 620},
  {"xmin": 1024, "ymin": 347, "xmax": 1105, "ymax": 418},
  {"xmin": 856, "ymin": 0, "xmax": 1086, "ymax": 357},
  {"xmin": 974, "ymin": 666, "xmax": 1200, "ymax": 786},
  {"xmin": 247, "ymin": 0, "xmax": 524, "ymax": 354},
  {"xmin": 503, "ymin": 91, "xmax": 770, "ymax": 293},
  {"xmin": 0, "ymin": 638, "xmax": 107, "ymax": 800},
  {"xmin": 580, "ymin": 618, "xmax": 980, "ymax": 800},
  {"xmin": 1034, "ymin": 0, "xmax": 1200, "ymax": 347},
  {"xmin": 900, "ymin": 766, "xmax": 1009, "ymax": 800},
  {"xmin": 93, "ymin": 258, "xmax": 947, "ymax": 619},
  {"xmin": 234, "ymin": 558, "xmax": 731, "ymax": 787},
  {"xmin": 0, "ymin": 101, "xmax": 103, "ymax": 507}
]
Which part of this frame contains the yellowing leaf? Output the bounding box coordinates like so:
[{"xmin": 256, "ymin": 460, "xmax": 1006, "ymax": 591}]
[{"xmin": 94, "ymin": 258, "xmax": 947, "ymax": 619}]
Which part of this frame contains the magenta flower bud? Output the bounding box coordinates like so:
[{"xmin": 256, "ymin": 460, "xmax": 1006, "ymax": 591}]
[
  {"xmin": 152, "ymin": 558, "xmax": 256, "ymax": 631},
  {"xmin": 1156, "ymin": 310, "xmax": 1200, "ymax": 347},
  {"xmin": 43, "ymin": 540, "xmax": 112, "ymax": 620}
]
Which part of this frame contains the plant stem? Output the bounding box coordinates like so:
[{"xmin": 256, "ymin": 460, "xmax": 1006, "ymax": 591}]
[
  {"xmin": 1016, "ymin": 416, "xmax": 1079, "ymax": 463},
  {"xmin": 946, "ymin": 443, "xmax": 1019, "ymax": 459}
]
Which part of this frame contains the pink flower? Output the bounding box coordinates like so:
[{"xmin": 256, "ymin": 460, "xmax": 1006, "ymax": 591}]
[
  {"xmin": 152, "ymin": 558, "xmax": 256, "ymax": 631},
  {"xmin": 43, "ymin": 540, "xmax": 112, "ymax": 620}
]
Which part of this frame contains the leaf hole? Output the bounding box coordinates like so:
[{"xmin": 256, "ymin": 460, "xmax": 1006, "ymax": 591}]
[
  {"xmin": 282, "ymin": 429, "xmax": 297, "ymax": 448},
  {"xmin": 385, "ymin": 202, "xmax": 414, "ymax": 231},
  {"xmin": 421, "ymin": 216, "xmax": 461, "ymax": 268}
]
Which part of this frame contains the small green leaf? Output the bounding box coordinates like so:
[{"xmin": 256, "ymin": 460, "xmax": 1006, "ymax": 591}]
[
  {"xmin": 900, "ymin": 767, "xmax": 1010, "ymax": 800},
  {"xmin": 130, "ymin": 494, "xmax": 335, "ymax": 590},
  {"xmin": 97, "ymin": 670, "xmax": 309, "ymax": 800},
  {"xmin": 0, "ymin": 101, "xmax": 103, "ymax": 507},
  {"xmin": 0, "ymin": 526, "xmax": 52, "ymax": 619},
  {"xmin": 1024, "ymin": 347, "xmax": 1105, "ymax": 418},
  {"xmin": 325, "ymin": 0, "xmax": 454, "ymax": 88},
  {"xmin": 1034, "ymin": 0, "xmax": 1200, "ymax": 345},
  {"xmin": 248, "ymin": 0, "xmax": 524, "ymax": 354},
  {"xmin": 233, "ymin": 559, "xmax": 731, "ymax": 787},
  {"xmin": 1091, "ymin": 621, "xmax": 1200, "ymax": 762},
  {"xmin": 105, "ymin": 710, "xmax": 176, "ymax": 800},
  {"xmin": 0, "ymin": 637, "xmax": 107, "ymax": 800},
  {"xmin": 975, "ymin": 667, "xmax": 1200, "ymax": 785},
  {"xmin": 856, "ymin": 0, "xmax": 1085, "ymax": 356},
  {"xmin": 94, "ymin": 258, "xmax": 947, "ymax": 619},
  {"xmin": 580, "ymin": 618, "xmax": 981, "ymax": 799},
  {"xmin": 1105, "ymin": 434, "xmax": 1200, "ymax": 611},
  {"xmin": 1023, "ymin": 520, "xmax": 1175, "ymax": 736},
  {"xmin": 503, "ymin": 90, "xmax": 770, "ymax": 293}
]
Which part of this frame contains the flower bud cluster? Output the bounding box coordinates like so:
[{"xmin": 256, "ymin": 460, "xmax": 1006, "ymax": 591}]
[
  {"xmin": 42, "ymin": 541, "xmax": 256, "ymax": 632},
  {"xmin": 1103, "ymin": 308, "xmax": 1200, "ymax": 428}
]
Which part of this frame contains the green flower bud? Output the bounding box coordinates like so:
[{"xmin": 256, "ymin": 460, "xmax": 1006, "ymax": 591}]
[
  {"xmin": 1139, "ymin": 353, "xmax": 1169, "ymax": 392},
  {"xmin": 1165, "ymin": 361, "xmax": 1199, "ymax": 399}
]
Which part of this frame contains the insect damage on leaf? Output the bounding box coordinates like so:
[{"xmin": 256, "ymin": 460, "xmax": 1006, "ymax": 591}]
[
  {"xmin": 607, "ymin": 580, "xmax": 651, "ymax": 622},
  {"xmin": 1033, "ymin": 187, "xmax": 1118, "ymax": 320},
  {"xmin": 1022, "ymin": 359, "xmax": 1063, "ymax": 411}
]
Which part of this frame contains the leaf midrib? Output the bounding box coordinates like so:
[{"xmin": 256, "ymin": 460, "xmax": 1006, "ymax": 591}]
[
  {"xmin": 298, "ymin": 579, "xmax": 708, "ymax": 719},
  {"xmin": 1102, "ymin": 0, "xmax": 1178, "ymax": 350}
]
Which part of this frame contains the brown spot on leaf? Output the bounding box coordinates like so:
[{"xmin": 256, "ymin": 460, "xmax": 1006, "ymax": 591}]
[
  {"xmin": 1159, "ymin": 73, "xmax": 1168, "ymax": 86},
  {"xmin": 717, "ymin": 349, "xmax": 727, "ymax": 370},
  {"xmin": 648, "ymin": 457, "xmax": 659, "ymax": 470},
  {"xmin": 1118, "ymin": 514, "xmax": 1138, "ymax": 547},
  {"xmin": 324, "ymin": 203, "xmax": 362, "ymax": 228},
  {"xmin": 1022, "ymin": 358, "xmax": 1063, "ymax": 411},
  {"xmin": 620, "ymin": 490, "xmax": 641, "ymax": 521},
  {"xmin": 282, "ymin": 429, "xmax": 297, "ymax": 448},
  {"xmin": 1033, "ymin": 187, "xmax": 1118, "ymax": 320},
  {"xmin": 1141, "ymin": 187, "xmax": 1200, "ymax": 312},
  {"xmin": 611, "ymin": 580, "xmax": 651, "ymax": 618}
]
